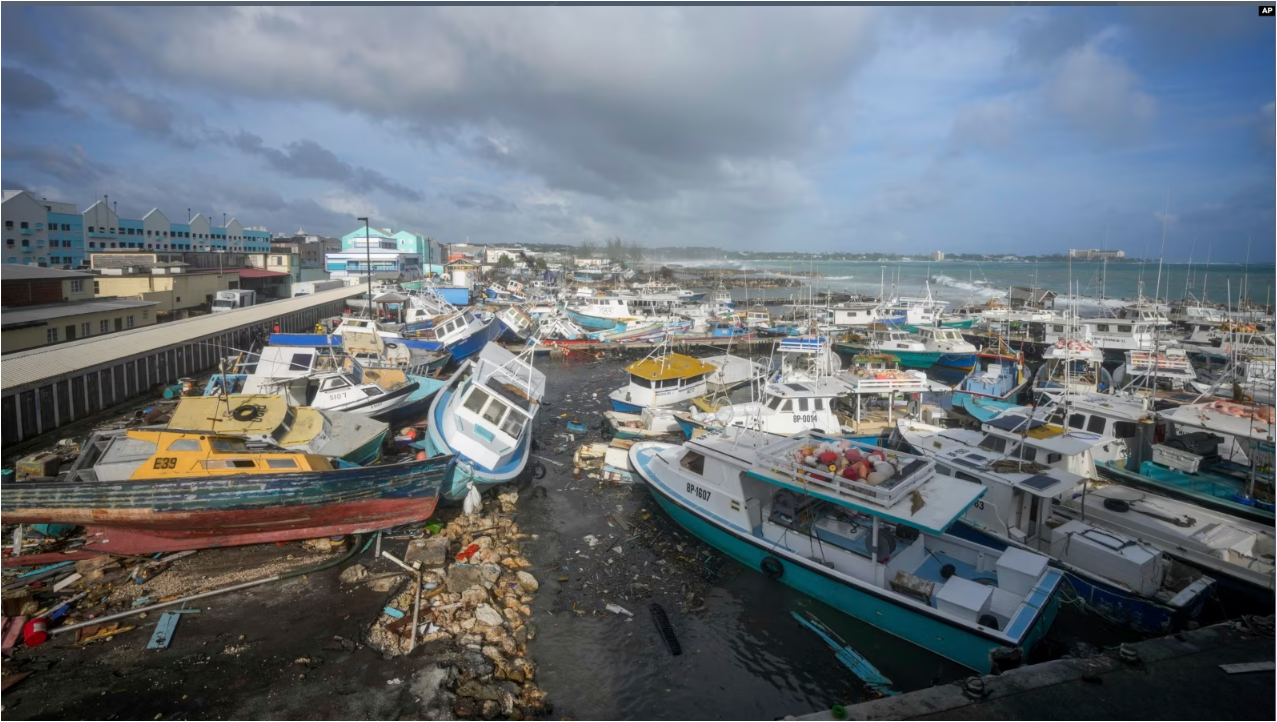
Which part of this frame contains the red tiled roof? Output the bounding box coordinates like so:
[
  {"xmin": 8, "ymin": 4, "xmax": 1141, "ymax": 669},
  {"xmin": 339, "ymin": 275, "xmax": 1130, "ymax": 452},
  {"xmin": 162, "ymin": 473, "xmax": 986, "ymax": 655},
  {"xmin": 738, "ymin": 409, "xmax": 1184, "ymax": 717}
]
[{"xmin": 236, "ymin": 268, "xmax": 290, "ymax": 278}]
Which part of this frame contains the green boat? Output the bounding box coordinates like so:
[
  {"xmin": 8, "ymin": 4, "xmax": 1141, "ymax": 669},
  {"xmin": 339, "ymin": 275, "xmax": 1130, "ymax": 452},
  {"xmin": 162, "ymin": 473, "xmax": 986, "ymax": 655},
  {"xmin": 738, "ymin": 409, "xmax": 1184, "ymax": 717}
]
[{"xmin": 834, "ymin": 328, "xmax": 944, "ymax": 370}]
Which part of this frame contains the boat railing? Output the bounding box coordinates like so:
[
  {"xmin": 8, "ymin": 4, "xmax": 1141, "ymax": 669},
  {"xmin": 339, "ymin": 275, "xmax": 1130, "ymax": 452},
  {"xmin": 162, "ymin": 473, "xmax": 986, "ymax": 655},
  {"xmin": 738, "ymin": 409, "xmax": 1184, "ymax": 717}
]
[{"xmin": 840, "ymin": 372, "xmax": 928, "ymax": 393}]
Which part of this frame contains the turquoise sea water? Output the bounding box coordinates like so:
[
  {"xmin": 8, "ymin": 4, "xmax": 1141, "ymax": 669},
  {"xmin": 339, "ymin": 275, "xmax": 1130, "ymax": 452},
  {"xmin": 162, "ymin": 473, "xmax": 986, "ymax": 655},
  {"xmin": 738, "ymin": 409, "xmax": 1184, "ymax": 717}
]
[{"xmin": 678, "ymin": 259, "xmax": 1275, "ymax": 310}]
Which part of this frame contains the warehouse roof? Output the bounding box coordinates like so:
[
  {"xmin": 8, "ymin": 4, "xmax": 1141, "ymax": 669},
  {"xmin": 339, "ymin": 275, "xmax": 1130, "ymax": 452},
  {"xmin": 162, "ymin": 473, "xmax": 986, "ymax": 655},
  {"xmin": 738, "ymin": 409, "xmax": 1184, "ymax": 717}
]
[
  {"xmin": 2, "ymin": 284, "xmax": 363, "ymax": 390},
  {"xmin": 1, "ymin": 298, "xmax": 158, "ymax": 330},
  {"xmin": 1, "ymin": 264, "xmax": 94, "ymax": 281}
]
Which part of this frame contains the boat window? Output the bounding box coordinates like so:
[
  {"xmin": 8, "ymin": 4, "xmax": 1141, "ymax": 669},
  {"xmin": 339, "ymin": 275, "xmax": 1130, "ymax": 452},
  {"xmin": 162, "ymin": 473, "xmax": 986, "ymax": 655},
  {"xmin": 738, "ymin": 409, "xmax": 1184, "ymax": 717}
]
[
  {"xmin": 680, "ymin": 451, "xmax": 706, "ymax": 475},
  {"xmin": 1046, "ymin": 453, "xmax": 1062, "ymax": 464},
  {"xmin": 955, "ymin": 471, "xmax": 981, "ymax": 483},
  {"xmin": 936, "ymin": 465, "xmax": 952, "ymax": 476},
  {"xmin": 978, "ymin": 435, "xmax": 1007, "ymax": 452},
  {"xmin": 1096, "ymin": 324, "xmax": 1109, "ymax": 332},
  {"xmin": 167, "ymin": 439, "xmax": 202, "ymax": 451},
  {"xmin": 1113, "ymin": 421, "xmax": 1138, "ymax": 439},
  {"xmin": 798, "ymin": 398, "xmax": 809, "ymax": 412},
  {"xmin": 631, "ymin": 375, "xmax": 652, "ymax": 389},
  {"xmin": 780, "ymin": 400, "xmax": 793, "ymax": 412},
  {"xmin": 267, "ymin": 458, "xmax": 299, "ymax": 469},
  {"xmin": 1053, "ymin": 325, "xmax": 1064, "ymax": 332},
  {"xmin": 1067, "ymin": 413, "xmax": 1085, "ymax": 429},
  {"xmin": 322, "ymin": 377, "xmax": 350, "ymax": 391},
  {"xmin": 1117, "ymin": 325, "xmax": 1132, "ymax": 333},
  {"xmin": 204, "ymin": 459, "xmax": 257, "ymax": 469},
  {"xmin": 813, "ymin": 398, "xmax": 824, "ymax": 411},
  {"xmin": 1087, "ymin": 415, "xmax": 1106, "ymax": 434},
  {"xmin": 500, "ymin": 415, "xmax": 524, "ymax": 438},
  {"xmin": 767, "ymin": 396, "xmax": 783, "ymax": 410},
  {"xmin": 1020, "ymin": 447, "xmax": 1037, "ymax": 462},
  {"xmin": 362, "ymin": 386, "xmax": 385, "ymax": 397},
  {"xmin": 482, "ymin": 398, "xmax": 509, "ymax": 425},
  {"xmin": 210, "ymin": 438, "xmax": 248, "ymax": 453},
  {"xmin": 289, "ymin": 353, "xmax": 313, "ymax": 371},
  {"xmin": 464, "ymin": 388, "xmax": 491, "ymax": 414}
]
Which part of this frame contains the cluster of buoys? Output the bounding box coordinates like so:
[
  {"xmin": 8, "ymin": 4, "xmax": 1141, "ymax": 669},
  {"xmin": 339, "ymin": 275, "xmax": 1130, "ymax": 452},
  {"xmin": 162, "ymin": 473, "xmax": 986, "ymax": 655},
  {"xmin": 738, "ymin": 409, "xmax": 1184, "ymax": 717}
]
[
  {"xmin": 793, "ymin": 440, "xmax": 898, "ymax": 485},
  {"xmin": 1053, "ymin": 339, "xmax": 1094, "ymax": 353},
  {"xmin": 1219, "ymin": 322, "xmax": 1258, "ymax": 333},
  {"xmin": 1208, "ymin": 400, "xmax": 1276, "ymax": 424}
]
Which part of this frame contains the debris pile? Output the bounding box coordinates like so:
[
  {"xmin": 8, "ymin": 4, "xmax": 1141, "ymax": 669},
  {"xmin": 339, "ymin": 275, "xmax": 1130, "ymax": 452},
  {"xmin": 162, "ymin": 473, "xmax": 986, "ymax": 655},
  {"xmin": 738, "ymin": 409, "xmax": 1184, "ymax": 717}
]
[{"xmin": 357, "ymin": 489, "xmax": 551, "ymax": 719}]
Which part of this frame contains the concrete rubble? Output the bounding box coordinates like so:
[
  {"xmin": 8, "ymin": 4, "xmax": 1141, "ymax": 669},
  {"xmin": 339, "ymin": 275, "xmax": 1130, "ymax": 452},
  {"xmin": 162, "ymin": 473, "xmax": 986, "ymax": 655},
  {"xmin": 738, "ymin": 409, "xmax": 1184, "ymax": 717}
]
[{"xmin": 362, "ymin": 488, "xmax": 551, "ymax": 719}]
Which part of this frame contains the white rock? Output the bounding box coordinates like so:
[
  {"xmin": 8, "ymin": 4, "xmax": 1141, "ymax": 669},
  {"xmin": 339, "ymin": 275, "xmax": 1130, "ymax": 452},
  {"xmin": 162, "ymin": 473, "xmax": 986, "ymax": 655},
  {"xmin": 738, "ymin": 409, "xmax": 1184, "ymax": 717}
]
[
  {"xmin": 474, "ymin": 604, "xmax": 504, "ymax": 627},
  {"xmin": 515, "ymin": 571, "xmax": 539, "ymax": 593}
]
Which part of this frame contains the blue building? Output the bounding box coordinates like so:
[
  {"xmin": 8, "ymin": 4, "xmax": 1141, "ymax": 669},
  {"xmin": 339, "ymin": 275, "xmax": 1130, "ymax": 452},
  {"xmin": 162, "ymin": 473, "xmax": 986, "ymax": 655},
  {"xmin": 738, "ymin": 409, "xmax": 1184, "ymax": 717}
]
[
  {"xmin": 2, "ymin": 190, "xmax": 273, "ymax": 269},
  {"xmin": 325, "ymin": 225, "xmax": 445, "ymax": 278}
]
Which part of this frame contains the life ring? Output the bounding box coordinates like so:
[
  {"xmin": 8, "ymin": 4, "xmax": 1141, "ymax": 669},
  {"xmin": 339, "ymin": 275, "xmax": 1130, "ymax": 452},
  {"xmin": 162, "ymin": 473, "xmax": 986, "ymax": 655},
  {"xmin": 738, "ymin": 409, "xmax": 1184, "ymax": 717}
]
[
  {"xmin": 231, "ymin": 404, "xmax": 263, "ymax": 422},
  {"xmin": 385, "ymin": 342, "xmax": 400, "ymax": 350},
  {"xmin": 532, "ymin": 461, "xmax": 547, "ymax": 480},
  {"xmin": 760, "ymin": 556, "xmax": 784, "ymax": 580}
]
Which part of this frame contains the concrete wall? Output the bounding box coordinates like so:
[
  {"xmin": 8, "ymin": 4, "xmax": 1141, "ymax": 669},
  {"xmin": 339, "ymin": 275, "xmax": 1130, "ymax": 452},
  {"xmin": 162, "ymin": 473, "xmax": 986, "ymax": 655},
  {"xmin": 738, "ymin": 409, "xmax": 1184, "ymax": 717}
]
[
  {"xmin": 2, "ymin": 304, "xmax": 159, "ymax": 353},
  {"xmin": 93, "ymin": 271, "xmax": 242, "ymax": 313}
]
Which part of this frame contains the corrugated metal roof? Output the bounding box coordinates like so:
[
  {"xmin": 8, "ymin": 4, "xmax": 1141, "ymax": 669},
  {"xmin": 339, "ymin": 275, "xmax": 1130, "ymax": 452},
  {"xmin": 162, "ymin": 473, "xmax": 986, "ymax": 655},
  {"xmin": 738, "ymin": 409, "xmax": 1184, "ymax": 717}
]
[
  {"xmin": 1, "ymin": 264, "xmax": 94, "ymax": 280},
  {"xmin": 2, "ymin": 298, "xmax": 158, "ymax": 327},
  {"xmin": 2, "ymin": 285, "xmax": 363, "ymax": 391}
]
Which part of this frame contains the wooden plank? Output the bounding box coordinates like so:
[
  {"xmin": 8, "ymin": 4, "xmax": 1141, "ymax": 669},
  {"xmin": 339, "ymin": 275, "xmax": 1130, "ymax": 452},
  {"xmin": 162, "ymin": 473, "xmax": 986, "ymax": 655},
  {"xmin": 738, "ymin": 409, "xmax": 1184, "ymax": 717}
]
[
  {"xmin": 1219, "ymin": 661, "xmax": 1275, "ymax": 674},
  {"xmin": 147, "ymin": 612, "xmax": 182, "ymax": 650}
]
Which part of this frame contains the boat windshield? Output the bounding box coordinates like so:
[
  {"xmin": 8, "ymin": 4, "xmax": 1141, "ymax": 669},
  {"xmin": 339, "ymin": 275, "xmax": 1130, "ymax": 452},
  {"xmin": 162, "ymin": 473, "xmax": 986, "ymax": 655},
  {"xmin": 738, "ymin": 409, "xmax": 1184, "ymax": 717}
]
[{"xmin": 210, "ymin": 438, "xmax": 248, "ymax": 453}]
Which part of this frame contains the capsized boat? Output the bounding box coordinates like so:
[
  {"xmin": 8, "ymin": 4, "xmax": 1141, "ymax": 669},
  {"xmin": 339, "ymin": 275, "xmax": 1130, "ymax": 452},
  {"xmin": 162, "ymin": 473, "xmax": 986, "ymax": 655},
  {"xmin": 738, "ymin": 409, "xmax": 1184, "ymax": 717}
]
[
  {"xmin": 608, "ymin": 348, "xmax": 716, "ymax": 413},
  {"xmin": 1, "ymin": 429, "xmax": 452, "ymax": 555},
  {"xmin": 603, "ymin": 407, "xmax": 683, "ymax": 439},
  {"xmin": 895, "ymin": 418, "xmax": 1215, "ymax": 634},
  {"xmin": 167, "ymin": 394, "xmax": 388, "ymax": 465},
  {"xmin": 495, "ymin": 304, "xmax": 536, "ymax": 344},
  {"xmin": 630, "ymin": 431, "xmax": 1063, "ymax": 673},
  {"xmin": 243, "ymin": 351, "xmax": 444, "ymax": 425},
  {"xmin": 407, "ymin": 309, "xmax": 498, "ymax": 364},
  {"xmin": 699, "ymin": 353, "xmax": 770, "ymax": 394},
  {"xmin": 421, "ymin": 342, "xmax": 547, "ymax": 500},
  {"xmin": 951, "ymin": 342, "xmax": 1029, "ymax": 423}
]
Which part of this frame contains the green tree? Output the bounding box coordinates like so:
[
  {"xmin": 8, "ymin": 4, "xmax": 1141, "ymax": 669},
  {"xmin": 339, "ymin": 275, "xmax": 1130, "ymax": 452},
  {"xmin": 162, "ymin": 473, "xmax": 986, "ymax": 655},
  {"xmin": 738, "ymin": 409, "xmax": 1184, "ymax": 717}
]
[
  {"xmin": 578, "ymin": 238, "xmax": 598, "ymax": 258},
  {"xmin": 605, "ymin": 237, "xmax": 627, "ymax": 265},
  {"xmin": 626, "ymin": 240, "xmax": 644, "ymax": 264}
]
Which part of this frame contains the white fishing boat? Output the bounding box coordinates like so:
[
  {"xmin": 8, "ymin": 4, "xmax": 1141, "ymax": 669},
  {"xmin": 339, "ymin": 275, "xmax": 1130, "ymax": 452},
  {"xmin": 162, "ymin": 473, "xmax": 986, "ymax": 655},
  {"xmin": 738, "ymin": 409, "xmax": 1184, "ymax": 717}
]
[
  {"xmin": 603, "ymin": 406, "xmax": 683, "ymax": 439},
  {"xmin": 674, "ymin": 377, "xmax": 852, "ymax": 440},
  {"xmin": 894, "ymin": 417, "xmax": 1215, "ymax": 633},
  {"xmin": 608, "ymin": 346, "xmax": 716, "ymax": 413},
  {"xmin": 630, "ymin": 431, "xmax": 1063, "ymax": 673},
  {"xmin": 1112, "ymin": 348, "xmax": 1197, "ymax": 391},
  {"xmin": 422, "ymin": 342, "xmax": 547, "ymax": 500},
  {"xmin": 1032, "ymin": 339, "xmax": 1111, "ymax": 402}
]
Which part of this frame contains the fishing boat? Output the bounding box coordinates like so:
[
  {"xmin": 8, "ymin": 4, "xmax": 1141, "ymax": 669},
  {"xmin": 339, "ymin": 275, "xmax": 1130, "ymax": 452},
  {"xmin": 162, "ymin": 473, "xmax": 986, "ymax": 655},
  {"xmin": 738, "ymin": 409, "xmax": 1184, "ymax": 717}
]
[
  {"xmin": 566, "ymin": 297, "xmax": 637, "ymax": 330},
  {"xmin": 1111, "ymin": 349, "xmax": 1197, "ymax": 392},
  {"xmin": 951, "ymin": 342, "xmax": 1030, "ymax": 423},
  {"xmin": 1032, "ymin": 339, "xmax": 1111, "ymax": 402},
  {"xmin": 603, "ymin": 407, "xmax": 683, "ymax": 439},
  {"xmin": 420, "ymin": 342, "xmax": 547, "ymax": 500},
  {"xmin": 1181, "ymin": 324, "xmax": 1276, "ymax": 363},
  {"xmin": 894, "ymin": 418, "xmax": 1215, "ymax": 634},
  {"xmin": 700, "ymin": 353, "xmax": 770, "ymax": 394},
  {"xmin": 775, "ymin": 335, "xmax": 842, "ymax": 381},
  {"xmin": 608, "ymin": 348, "xmax": 716, "ymax": 413},
  {"xmin": 1097, "ymin": 399, "xmax": 1275, "ymax": 522},
  {"xmin": 835, "ymin": 328, "xmax": 941, "ymax": 370},
  {"xmin": 168, "ymin": 394, "xmax": 388, "ymax": 465},
  {"xmin": 674, "ymin": 377, "xmax": 853, "ymax": 440},
  {"xmin": 837, "ymin": 353, "xmax": 947, "ymax": 442},
  {"xmin": 742, "ymin": 306, "xmax": 775, "ymax": 330},
  {"xmin": 912, "ymin": 327, "xmax": 978, "ymax": 372},
  {"xmin": 824, "ymin": 301, "xmax": 881, "ymax": 330},
  {"xmin": 407, "ymin": 309, "xmax": 499, "ymax": 364},
  {"xmin": 878, "ymin": 284, "xmax": 946, "ymax": 328},
  {"xmin": 494, "ymin": 304, "xmax": 536, "ymax": 344},
  {"xmin": 1, "ymin": 428, "xmax": 452, "ymax": 555},
  {"xmin": 630, "ymin": 431, "xmax": 1063, "ymax": 673},
  {"xmin": 266, "ymin": 330, "xmax": 450, "ymax": 376}
]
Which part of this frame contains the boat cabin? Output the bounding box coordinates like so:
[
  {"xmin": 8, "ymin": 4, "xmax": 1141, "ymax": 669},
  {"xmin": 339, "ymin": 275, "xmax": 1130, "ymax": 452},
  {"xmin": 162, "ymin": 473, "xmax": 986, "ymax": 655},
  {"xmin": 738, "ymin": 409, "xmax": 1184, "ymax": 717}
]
[
  {"xmin": 62, "ymin": 429, "xmax": 330, "ymax": 483},
  {"xmin": 610, "ymin": 352, "xmax": 715, "ymax": 411},
  {"xmin": 448, "ymin": 344, "xmax": 547, "ymax": 472}
]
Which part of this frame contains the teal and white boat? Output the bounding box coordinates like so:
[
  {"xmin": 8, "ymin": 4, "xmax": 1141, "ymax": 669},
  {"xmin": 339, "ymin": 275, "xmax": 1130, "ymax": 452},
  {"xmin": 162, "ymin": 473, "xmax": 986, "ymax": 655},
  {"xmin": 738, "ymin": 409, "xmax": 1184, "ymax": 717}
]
[
  {"xmin": 835, "ymin": 328, "xmax": 944, "ymax": 370},
  {"xmin": 630, "ymin": 431, "xmax": 1063, "ymax": 673},
  {"xmin": 420, "ymin": 342, "xmax": 546, "ymax": 500}
]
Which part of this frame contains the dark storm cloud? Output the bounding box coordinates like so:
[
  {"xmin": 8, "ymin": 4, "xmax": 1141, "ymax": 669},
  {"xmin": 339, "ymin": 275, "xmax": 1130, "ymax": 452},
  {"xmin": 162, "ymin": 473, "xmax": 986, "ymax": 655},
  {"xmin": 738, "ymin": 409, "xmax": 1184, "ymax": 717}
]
[
  {"xmin": 229, "ymin": 132, "xmax": 423, "ymax": 201},
  {"xmin": 1, "ymin": 67, "xmax": 62, "ymax": 115},
  {"xmin": 2, "ymin": 144, "xmax": 108, "ymax": 183},
  {"xmin": 447, "ymin": 190, "xmax": 517, "ymax": 213}
]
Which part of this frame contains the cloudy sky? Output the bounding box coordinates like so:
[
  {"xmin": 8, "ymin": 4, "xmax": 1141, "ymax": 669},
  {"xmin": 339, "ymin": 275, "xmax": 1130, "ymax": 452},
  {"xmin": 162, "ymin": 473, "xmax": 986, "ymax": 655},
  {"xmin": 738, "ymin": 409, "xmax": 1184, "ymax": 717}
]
[{"xmin": 2, "ymin": 5, "xmax": 1272, "ymax": 260}]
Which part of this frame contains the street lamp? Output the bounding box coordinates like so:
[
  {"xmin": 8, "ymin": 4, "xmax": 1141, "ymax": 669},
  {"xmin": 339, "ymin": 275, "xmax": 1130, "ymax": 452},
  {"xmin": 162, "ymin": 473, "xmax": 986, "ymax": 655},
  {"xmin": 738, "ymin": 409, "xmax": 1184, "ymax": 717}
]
[{"xmin": 357, "ymin": 216, "xmax": 372, "ymax": 319}]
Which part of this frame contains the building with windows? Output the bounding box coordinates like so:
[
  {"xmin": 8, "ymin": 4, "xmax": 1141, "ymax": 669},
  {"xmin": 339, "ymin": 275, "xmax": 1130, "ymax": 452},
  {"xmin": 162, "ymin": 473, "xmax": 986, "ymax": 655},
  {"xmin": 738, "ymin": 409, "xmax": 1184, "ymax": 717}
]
[
  {"xmin": 931, "ymin": 250, "xmax": 945, "ymax": 262},
  {"xmin": 325, "ymin": 225, "xmax": 444, "ymax": 279},
  {"xmin": 1068, "ymin": 249, "xmax": 1126, "ymax": 261},
  {"xmin": 1, "ymin": 264, "xmax": 158, "ymax": 354},
  {"xmin": 2, "ymin": 189, "xmax": 274, "ymax": 269}
]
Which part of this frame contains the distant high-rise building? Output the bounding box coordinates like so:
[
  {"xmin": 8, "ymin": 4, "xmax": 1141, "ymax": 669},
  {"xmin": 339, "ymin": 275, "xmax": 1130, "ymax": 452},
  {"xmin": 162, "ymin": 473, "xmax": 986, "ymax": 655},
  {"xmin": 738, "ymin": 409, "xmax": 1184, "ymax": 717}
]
[
  {"xmin": 1068, "ymin": 249, "xmax": 1126, "ymax": 261},
  {"xmin": 931, "ymin": 250, "xmax": 945, "ymax": 262}
]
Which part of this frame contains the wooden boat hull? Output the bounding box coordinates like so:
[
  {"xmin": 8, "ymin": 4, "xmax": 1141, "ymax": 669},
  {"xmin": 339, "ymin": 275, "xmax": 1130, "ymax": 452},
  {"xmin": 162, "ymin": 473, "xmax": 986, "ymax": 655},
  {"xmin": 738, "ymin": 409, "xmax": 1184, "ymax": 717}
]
[{"xmin": 0, "ymin": 454, "xmax": 453, "ymax": 555}]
